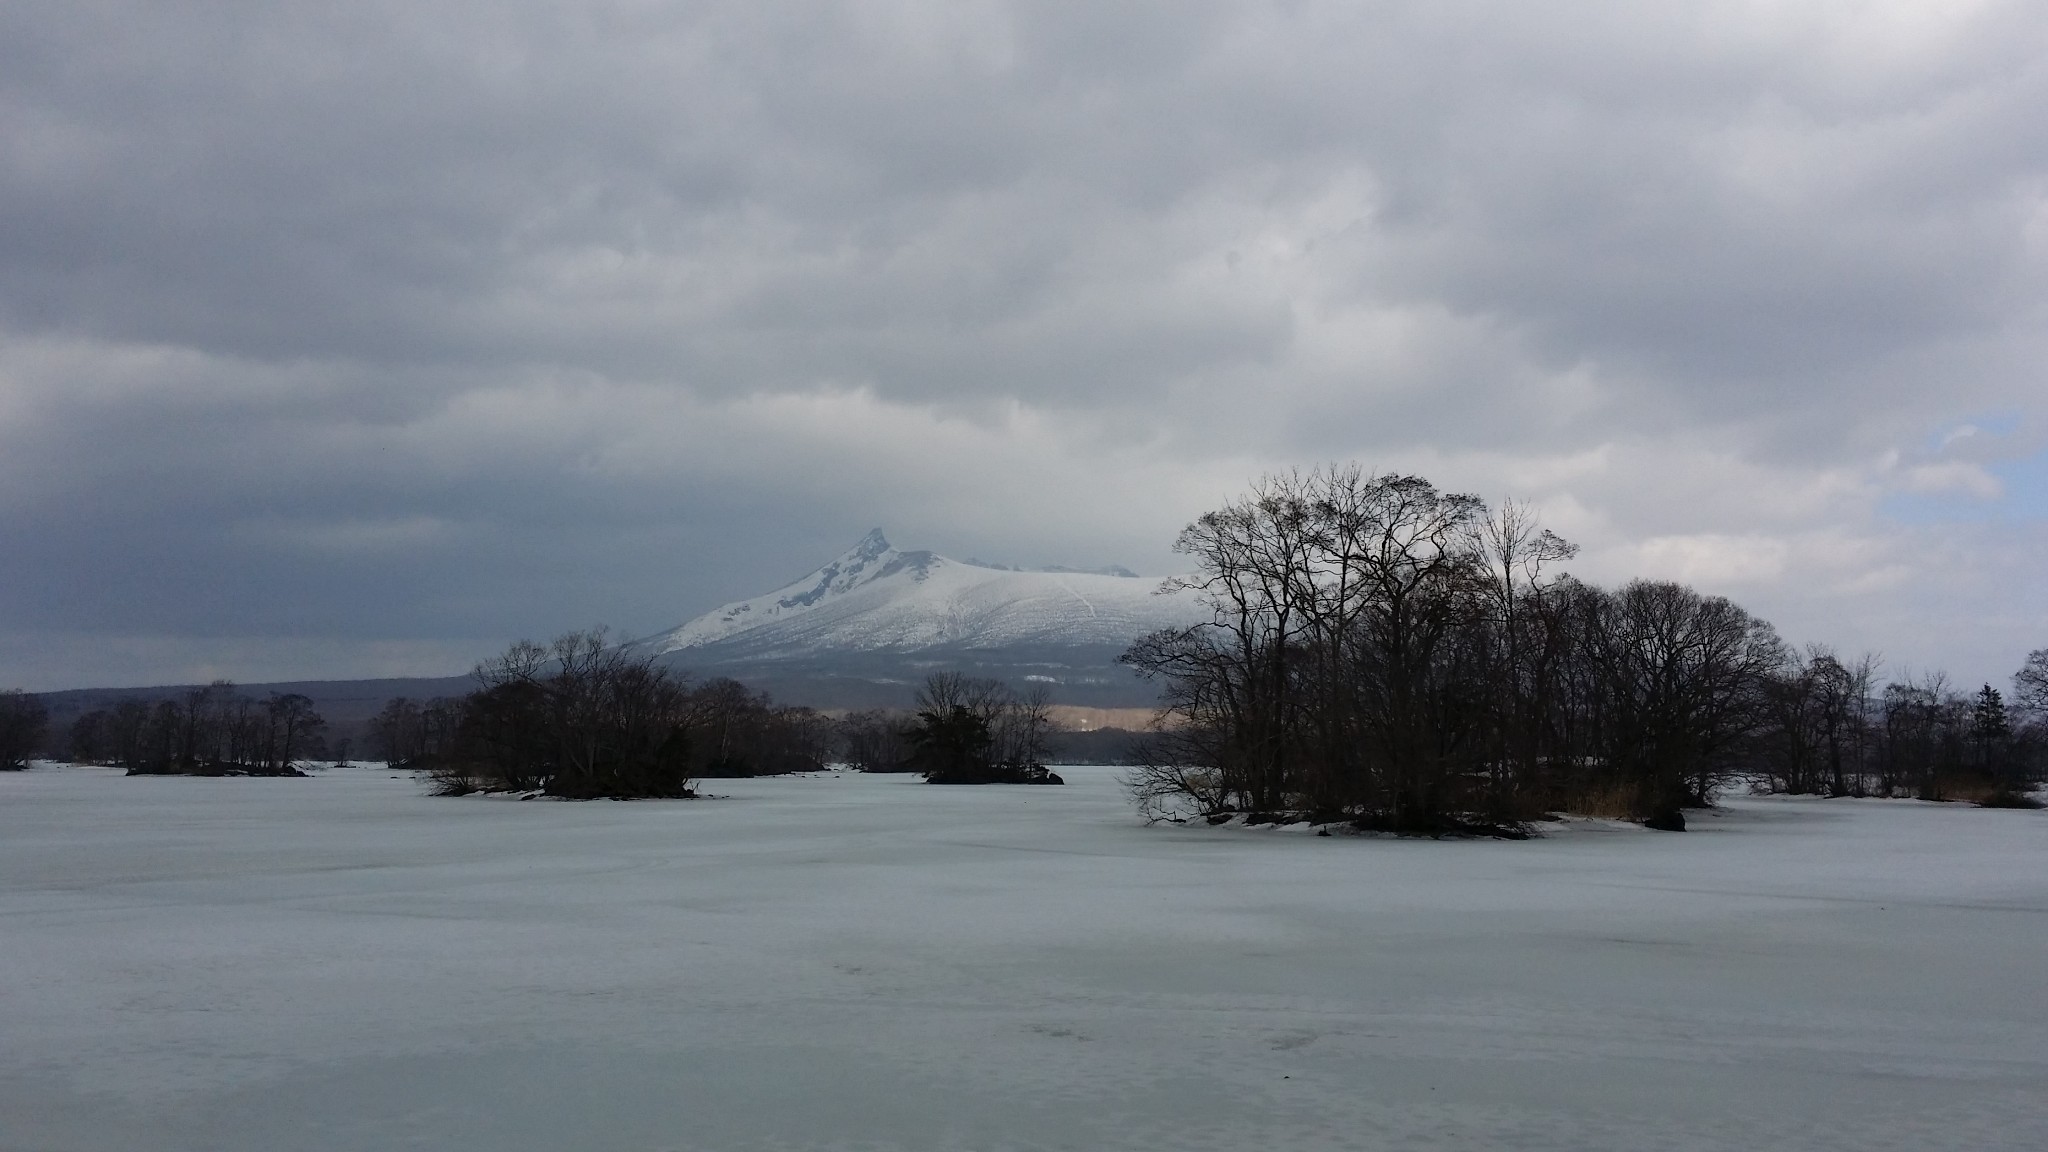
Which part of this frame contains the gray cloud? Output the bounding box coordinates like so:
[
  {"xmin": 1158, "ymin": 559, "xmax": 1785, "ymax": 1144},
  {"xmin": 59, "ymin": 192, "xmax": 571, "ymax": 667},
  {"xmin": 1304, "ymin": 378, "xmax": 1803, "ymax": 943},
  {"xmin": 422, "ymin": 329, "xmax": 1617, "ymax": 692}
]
[{"xmin": 2, "ymin": 0, "xmax": 2045, "ymax": 690}]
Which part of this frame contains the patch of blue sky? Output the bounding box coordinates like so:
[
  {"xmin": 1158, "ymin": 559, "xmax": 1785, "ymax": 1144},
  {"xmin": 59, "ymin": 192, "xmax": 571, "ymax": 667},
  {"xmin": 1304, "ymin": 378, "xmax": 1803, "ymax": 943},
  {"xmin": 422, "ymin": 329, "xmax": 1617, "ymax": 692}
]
[
  {"xmin": 1882, "ymin": 413, "xmax": 2048, "ymax": 524},
  {"xmin": 1990, "ymin": 446, "xmax": 2048, "ymax": 518},
  {"xmin": 1928, "ymin": 413, "xmax": 2021, "ymax": 448},
  {"xmin": 1882, "ymin": 470, "xmax": 2048, "ymax": 524}
]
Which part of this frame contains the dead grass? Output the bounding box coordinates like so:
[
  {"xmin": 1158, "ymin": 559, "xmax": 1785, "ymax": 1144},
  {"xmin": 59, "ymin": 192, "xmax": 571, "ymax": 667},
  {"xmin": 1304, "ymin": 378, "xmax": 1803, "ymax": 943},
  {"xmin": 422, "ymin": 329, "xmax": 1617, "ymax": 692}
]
[
  {"xmin": 1924, "ymin": 776, "xmax": 2041, "ymax": 806},
  {"xmin": 1554, "ymin": 785, "xmax": 1641, "ymax": 820}
]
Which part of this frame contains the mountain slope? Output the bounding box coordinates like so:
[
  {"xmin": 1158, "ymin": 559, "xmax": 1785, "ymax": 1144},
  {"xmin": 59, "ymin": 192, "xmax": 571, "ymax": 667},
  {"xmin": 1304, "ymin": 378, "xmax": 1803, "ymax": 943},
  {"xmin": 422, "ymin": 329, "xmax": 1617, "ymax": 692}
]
[{"xmin": 632, "ymin": 531, "xmax": 1200, "ymax": 707}]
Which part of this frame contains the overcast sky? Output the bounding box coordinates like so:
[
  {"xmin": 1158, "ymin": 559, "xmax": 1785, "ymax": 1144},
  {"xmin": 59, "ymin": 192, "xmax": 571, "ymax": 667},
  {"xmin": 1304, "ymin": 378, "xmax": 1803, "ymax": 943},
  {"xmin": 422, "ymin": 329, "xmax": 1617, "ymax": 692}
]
[{"xmin": 3, "ymin": 0, "xmax": 2045, "ymax": 692}]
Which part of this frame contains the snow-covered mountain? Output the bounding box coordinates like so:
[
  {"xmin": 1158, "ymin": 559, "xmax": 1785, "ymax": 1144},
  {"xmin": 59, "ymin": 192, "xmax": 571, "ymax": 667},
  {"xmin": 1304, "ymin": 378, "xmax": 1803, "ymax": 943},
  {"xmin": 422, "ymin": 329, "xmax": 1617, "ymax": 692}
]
[{"xmin": 631, "ymin": 531, "xmax": 1201, "ymax": 707}]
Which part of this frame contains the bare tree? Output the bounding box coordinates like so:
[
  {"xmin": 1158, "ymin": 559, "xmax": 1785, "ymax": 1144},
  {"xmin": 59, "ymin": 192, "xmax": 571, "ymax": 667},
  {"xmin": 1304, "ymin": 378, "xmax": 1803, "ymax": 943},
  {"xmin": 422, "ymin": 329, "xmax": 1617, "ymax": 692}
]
[
  {"xmin": 67, "ymin": 708, "xmax": 108, "ymax": 764},
  {"xmin": 263, "ymin": 694, "xmax": 325, "ymax": 773},
  {"xmin": 369, "ymin": 698, "xmax": 426, "ymax": 766},
  {"xmin": 2014, "ymin": 649, "xmax": 2048, "ymax": 720},
  {"xmin": 0, "ymin": 690, "xmax": 48, "ymax": 770},
  {"xmin": 1142, "ymin": 470, "xmax": 1324, "ymax": 812}
]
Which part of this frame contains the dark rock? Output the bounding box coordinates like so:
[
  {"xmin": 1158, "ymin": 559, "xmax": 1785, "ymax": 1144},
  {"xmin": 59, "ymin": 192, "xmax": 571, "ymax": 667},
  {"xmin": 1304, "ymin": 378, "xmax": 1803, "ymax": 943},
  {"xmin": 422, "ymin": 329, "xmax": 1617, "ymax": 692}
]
[{"xmin": 1643, "ymin": 809, "xmax": 1687, "ymax": 832}]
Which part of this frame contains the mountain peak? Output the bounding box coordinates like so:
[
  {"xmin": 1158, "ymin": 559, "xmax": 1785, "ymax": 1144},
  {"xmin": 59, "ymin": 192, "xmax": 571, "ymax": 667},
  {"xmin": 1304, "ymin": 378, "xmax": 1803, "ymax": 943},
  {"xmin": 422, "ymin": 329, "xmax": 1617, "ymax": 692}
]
[{"xmin": 635, "ymin": 533, "xmax": 1198, "ymax": 658}]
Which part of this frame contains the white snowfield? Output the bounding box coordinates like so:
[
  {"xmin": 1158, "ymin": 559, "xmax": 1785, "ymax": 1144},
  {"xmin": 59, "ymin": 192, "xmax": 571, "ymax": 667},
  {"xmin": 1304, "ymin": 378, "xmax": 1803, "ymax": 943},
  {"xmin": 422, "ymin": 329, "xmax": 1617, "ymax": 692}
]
[
  {"xmin": 4, "ymin": 767, "xmax": 2046, "ymax": 1152},
  {"xmin": 635, "ymin": 530, "xmax": 1200, "ymax": 656}
]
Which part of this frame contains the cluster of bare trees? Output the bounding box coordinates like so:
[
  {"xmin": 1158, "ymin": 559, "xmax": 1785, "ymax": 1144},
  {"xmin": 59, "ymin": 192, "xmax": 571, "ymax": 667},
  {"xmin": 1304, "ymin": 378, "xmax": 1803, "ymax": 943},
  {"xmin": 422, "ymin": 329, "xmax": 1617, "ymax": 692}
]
[
  {"xmin": 65, "ymin": 683, "xmax": 326, "ymax": 776},
  {"xmin": 1757, "ymin": 653, "xmax": 2045, "ymax": 804},
  {"xmin": 366, "ymin": 696, "xmax": 465, "ymax": 771},
  {"xmin": 1123, "ymin": 467, "xmax": 1972, "ymax": 833},
  {"xmin": 840, "ymin": 674, "xmax": 1059, "ymax": 780},
  {"xmin": 839, "ymin": 707, "xmax": 919, "ymax": 773},
  {"xmin": 838, "ymin": 673, "xmax": 1061, "ymax": 783},
  {"xmin": 904, "ymin": 673, "xmax": 1061, "ymax": 783},
  {"xmin": 384, "ymin": 630, "xmax": 832, "ymax": 798},
  {"xmin": 679, "ymin": 677, "xmax": 836, "ymax": 779}
]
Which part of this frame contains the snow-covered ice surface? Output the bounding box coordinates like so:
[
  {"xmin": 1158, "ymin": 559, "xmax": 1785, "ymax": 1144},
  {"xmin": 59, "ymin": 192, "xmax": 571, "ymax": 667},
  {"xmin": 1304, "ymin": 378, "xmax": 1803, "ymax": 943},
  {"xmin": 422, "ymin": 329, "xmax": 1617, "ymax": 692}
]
[{"xmin": 4, "ymin": 766, "xmax": 2045, "ymax": 1151}]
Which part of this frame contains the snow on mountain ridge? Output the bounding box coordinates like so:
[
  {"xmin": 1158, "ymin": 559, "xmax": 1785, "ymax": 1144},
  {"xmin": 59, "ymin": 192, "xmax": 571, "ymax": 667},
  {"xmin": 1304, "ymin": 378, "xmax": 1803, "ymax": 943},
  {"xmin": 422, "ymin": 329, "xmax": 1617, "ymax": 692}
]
[{"xmin": 637, "ymin": 530, "xmax": 1198, "ymax": 657}]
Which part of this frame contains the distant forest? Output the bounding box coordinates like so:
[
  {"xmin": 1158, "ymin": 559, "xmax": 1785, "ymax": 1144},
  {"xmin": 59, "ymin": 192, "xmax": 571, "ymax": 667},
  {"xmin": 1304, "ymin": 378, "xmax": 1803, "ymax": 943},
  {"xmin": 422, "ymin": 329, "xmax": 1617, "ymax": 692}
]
[{"xmin": 12, "ymin": 682, "xmax": 331, "ymax": 776}]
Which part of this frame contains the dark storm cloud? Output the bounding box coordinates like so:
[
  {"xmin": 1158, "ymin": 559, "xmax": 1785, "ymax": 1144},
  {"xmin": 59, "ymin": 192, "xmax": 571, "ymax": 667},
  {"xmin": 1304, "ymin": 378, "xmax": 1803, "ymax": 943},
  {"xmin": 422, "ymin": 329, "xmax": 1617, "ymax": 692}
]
[{"xmin": 2, "ymin": 1, "xmax": 2045, "ymax": 689}]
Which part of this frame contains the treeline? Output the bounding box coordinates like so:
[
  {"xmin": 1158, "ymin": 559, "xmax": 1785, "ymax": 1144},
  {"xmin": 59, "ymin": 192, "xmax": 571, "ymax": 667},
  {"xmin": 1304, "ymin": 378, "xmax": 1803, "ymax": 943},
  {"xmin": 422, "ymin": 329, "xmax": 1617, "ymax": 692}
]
[
  {"xmin": 841, "ymin": 673, "xmax": 1063, "ymax": 783},
  {"xmin": 1123, "ymin": 467, "xmax": 2045, "ymax": 834},
  {"xmin": 373, "ymin": 630, "xmax": 833, "ymax": 798},
  {"xmin": 382, "ymin": 643, "xmax": 1068, "ymax": 798},
  {"xmin": 63, "ymin": 682, "xmax": 328, "ymax": 776},
  {"xmin": 1760, "ymin": 656, "xmax": 2044, "ymax": 803}
]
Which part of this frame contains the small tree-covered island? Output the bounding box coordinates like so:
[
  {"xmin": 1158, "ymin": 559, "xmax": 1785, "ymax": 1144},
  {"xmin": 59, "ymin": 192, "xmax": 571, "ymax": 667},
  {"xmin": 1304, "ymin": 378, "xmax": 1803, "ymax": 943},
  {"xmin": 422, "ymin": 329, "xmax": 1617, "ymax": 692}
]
[
  {"xmin": 1121, "ymin": 467, "xmax": 2045, "ymax": 834},
  {"xmin": 376, "ymin": 630, "xmax": 832, "ymax": 798}
]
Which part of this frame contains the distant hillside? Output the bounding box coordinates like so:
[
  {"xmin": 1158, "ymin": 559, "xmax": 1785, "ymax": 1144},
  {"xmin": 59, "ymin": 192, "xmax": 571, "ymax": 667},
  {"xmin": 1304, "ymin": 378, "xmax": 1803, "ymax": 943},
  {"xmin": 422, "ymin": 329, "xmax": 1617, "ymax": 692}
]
[{"xmin": 34, "ymin": 675, "xmax": 475, "ymax": 743}]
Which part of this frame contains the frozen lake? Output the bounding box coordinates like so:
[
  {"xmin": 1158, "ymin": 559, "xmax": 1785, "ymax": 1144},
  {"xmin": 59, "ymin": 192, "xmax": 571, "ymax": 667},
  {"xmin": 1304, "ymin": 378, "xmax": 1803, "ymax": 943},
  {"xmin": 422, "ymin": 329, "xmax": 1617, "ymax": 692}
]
[{"xmin": 4, "ymin": 765, "xmax": 2045, "ymax": 1151}]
